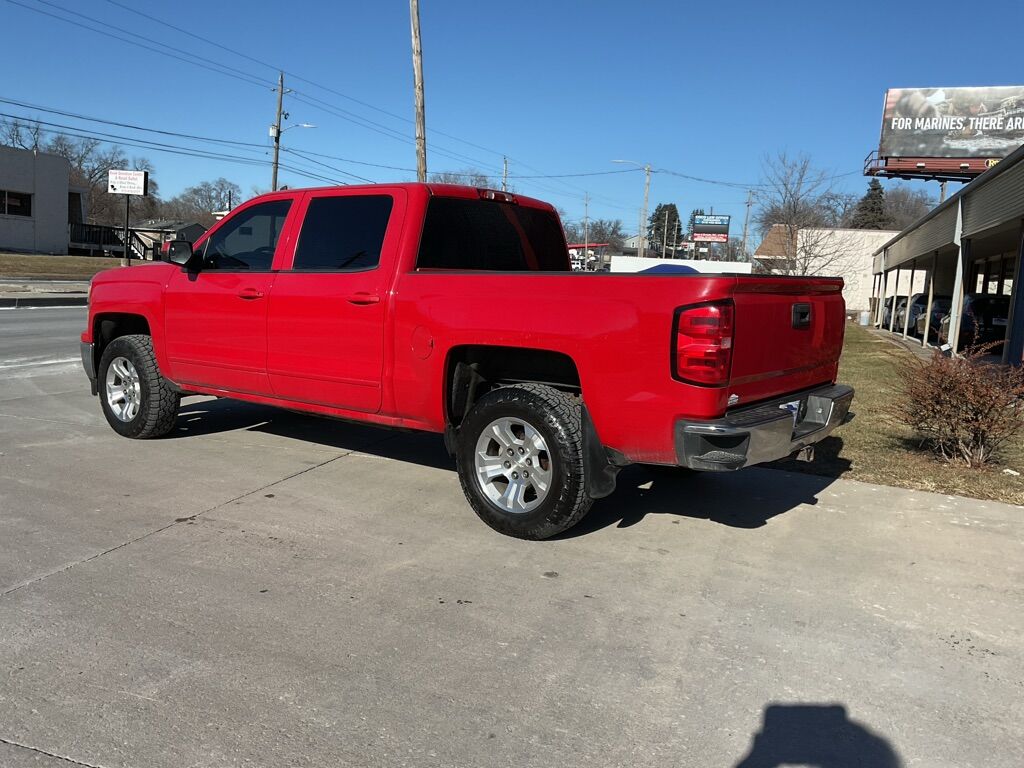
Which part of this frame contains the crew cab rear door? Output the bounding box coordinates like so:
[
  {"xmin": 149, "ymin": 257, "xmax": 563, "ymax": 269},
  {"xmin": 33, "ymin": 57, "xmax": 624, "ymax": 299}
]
[{"xmin": 266, "ymin": 188, "xmax": 405, "ymax": 413}]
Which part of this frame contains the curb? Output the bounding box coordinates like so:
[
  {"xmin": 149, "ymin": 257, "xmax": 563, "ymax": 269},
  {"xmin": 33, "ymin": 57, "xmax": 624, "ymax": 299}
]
[{"xmin": 0, "ymin": 296, "xmax": 88, "ymax": 309}]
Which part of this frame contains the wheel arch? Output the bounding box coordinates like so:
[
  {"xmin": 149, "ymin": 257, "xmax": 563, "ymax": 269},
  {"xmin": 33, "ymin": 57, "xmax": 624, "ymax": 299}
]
[
  {"xmin": 91, "ymin": 313, "xmax": 152, "ymax": 378},
  {"xmin": 442, "ymin": 346, "xmax": 620, "ymax": 500},
  {"xmin": 443, "ymin": 344, "xmax": 581, "ymax": 430}
]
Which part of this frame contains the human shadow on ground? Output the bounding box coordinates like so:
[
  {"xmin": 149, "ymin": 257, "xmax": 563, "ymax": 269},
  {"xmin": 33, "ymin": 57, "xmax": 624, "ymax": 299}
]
[
  {"xmin": 174, "ymin": 397, "xmax": 844, "ymax": 534},
  {"xmin": 734, "ymin": 703, "xmax": 902, "ymax": 767}
]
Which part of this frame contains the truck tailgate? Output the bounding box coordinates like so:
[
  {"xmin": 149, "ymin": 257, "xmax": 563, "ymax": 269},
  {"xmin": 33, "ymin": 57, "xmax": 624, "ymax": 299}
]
[{"xmin": 728, "ymin": 276, "xmax": 845, "ymax": 403}]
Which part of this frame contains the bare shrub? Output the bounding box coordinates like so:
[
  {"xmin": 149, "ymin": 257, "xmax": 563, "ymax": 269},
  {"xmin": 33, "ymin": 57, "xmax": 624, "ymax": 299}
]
[{"xmin": 892, "ymin": 344, "xmax": 1024, "ymax": 467}]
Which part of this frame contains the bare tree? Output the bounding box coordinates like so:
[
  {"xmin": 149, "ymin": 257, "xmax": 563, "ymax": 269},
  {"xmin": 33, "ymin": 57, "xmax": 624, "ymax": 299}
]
[
  {"xmin": 161, "ymin": 178, "xmax": 241, "ymax": 226},
  {"xmin": 754, "ymin": 153, "xmax": 861, "ymax": 279},
  {"xmin": 429, "ymin": 168, "xmax": 494, "ymax": 187},
  {"xmin": 884, "ymin": 184, "xmax": 937, "ymax": 229},
  {"xmin": 1, "ymin": 118, "xmax": 43, "ymax": 150}
]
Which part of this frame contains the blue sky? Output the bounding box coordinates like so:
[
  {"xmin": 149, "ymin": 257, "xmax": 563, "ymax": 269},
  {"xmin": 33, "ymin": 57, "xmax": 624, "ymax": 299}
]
[{"xmin": 3, "ymin": 0, "xmax": 1022, "ymax": 234}]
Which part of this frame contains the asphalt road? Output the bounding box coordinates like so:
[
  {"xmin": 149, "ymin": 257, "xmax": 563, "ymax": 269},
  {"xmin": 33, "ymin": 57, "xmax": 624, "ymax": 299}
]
[
  {"xmin": 0, "ymin": 306, "xmax": 85, "ymax": 370},
  {"xmin": 0, "ymin": 308, "xmax": 1022, "ymax": 767}
]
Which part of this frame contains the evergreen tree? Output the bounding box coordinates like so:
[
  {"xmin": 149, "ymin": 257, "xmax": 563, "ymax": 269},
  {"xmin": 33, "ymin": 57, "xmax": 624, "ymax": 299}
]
[
  {"xmin": 849, "ymin": 179, "xmax": 890, "ymax": 229},
  {"xmin": 687, "ymin": 208, "xmax": 706, "ymax": 238},
  {"xmin": 648, "ymin": 203, "xmax": 683, "ymax": 252}
]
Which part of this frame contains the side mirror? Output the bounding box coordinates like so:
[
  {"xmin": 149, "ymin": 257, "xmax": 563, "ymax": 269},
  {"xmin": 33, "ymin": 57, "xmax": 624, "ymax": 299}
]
[{"xmin": 167, "ymin": 240, "xmax": 198, "ymax": 268}]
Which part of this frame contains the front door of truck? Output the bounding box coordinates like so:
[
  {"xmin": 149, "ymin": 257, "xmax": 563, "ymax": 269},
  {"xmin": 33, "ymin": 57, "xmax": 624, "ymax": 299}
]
[
  {"xmin": 163, "ymin": 197, "xmax": 294, "ymax": 395},
  {"xmin": 266, "ymin": 189, "xmax": 403, "ymax": 413}
]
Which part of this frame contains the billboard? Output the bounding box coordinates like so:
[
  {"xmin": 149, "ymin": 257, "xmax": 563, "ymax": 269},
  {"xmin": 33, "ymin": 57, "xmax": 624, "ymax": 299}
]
[
  {"xmin": 879, "ymin": 86, "xmax": 1024, "ymax": 159},
  {"xmin": 692, "ymin": 214, "xmax": 730, "ymax": 243}
]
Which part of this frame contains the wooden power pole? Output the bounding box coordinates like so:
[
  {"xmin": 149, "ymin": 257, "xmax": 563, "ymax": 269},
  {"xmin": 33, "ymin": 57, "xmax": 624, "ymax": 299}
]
[
  {"xmin": 271, "ymin": 71, "xmax": 284, "ymax": 192},
  {"xmin": 741, "ymin": 188, "xmax": 753, "ymax": 259},
  {"xmin": 409, "ymin": 0, "xmax": 427, "ymax": 182},
  {"xmin": 583, "ymin": 193, "xmax": 589, "ymax": 266}
]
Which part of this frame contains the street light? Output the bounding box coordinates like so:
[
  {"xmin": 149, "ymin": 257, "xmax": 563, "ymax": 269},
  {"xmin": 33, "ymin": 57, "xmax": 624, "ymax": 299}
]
[
  {"xmin": 269, "ymin": 120, "xmax": 316, "ymax": 191},
  {"xmin": 612, "ymin": 160, "xmax": 652, "ymax": 257}
]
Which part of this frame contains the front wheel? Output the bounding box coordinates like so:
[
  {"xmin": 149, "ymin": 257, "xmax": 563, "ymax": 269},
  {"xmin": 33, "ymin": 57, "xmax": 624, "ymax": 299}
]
[
  {"xmin": 456, "ymin": 384, "xmax": 592, "ymax": 540},
  {"xmin": 98, "ymin": 334, "xmax": 180, "ymax": 438}
]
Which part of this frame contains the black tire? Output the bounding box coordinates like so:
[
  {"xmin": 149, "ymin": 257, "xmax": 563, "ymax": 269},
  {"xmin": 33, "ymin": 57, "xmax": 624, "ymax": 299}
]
[
  {"xmin": 456, "ymin": 383, "xmax": 592, "ymax": 539},
  {"xmin": 97, "ymin": 334, "xmax": 180, "ymax": 439}
]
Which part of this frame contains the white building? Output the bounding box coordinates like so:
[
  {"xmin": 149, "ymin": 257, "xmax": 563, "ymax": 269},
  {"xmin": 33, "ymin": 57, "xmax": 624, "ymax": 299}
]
[
  {"xmin": 754, "ymin": 225, "xmax": 920, "ymax": 311},
  {"xmin": 0, "ymin": 145, "xmax": 85, "ymax": 254}
]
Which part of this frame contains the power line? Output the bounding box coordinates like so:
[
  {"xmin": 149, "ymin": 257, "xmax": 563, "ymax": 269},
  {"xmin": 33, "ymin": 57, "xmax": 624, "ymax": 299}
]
[
  {"xmin": 94, "ymin": 0, "xmax": 637, "ymax": 208},
  {"xmin": 0, "ymin": 98, "xmax": 629, "ymax": 189},
  {"xmin": 2, "ymin": 115, "xmax": 350, "ymax": 187},
  {"xmin": 510, "ymin": 169, "xmax": 638, "ymax": 179},
  {"xmin": 21, "ymin": 0, "xmax": 507, "ymax": 175},
  {"xmin": 0, "ymin": 97, "xmax": 266, "ymax": 149},
  {"xmin": 5, "ymin": 0, "xmax": 273, "ymax": 91},
  {"xmin": 11, "ymin": 0, "xmax": 640, "ymax": 210},
  {"xmin": 0, "ymin": 111, "xmax": 269, "ymax": 164}
]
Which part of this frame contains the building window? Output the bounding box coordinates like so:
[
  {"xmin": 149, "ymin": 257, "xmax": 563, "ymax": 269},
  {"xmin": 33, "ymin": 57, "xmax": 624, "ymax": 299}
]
[
  {"xmin": 1002, "ymin": 255, "xmax": 1016, "ymax": 296},
  {"xmin": 2, "ymin": 190, "xmax": 32, "ymax": 217}
]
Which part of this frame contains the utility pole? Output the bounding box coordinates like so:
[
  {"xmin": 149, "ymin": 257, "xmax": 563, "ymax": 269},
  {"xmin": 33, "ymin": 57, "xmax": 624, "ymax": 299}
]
[
  {"xmin": 583, "ymin": 193, "xmax": 589, "ymax": 268},
  {"xmin": 662, "ymin": 209, "xmax": 669, "ymax": 258},
  {"xmin": 939, "ymin": 180, "xmax": 948, "ymax": 203},
  {"xmin": 502, "ymin": 156, "xmax": 508, "ymax": 192},
  {"xmin": 271, "ymin": 71, "xmax": 284, "ymax": 192},
  {"xmin": 741, "ymin": 188, "xmax": 753, "ymax": 259},
  {"xmin": 671, "ymin": 217, "xmax": 678, "ymax": 258},
  {"xmin": 409, "ymin": 0, "xmax": 427, "ymax": 182},
  {"xmin": 641, "ymin": 164, "xmax": 651, "ymax": 257}
]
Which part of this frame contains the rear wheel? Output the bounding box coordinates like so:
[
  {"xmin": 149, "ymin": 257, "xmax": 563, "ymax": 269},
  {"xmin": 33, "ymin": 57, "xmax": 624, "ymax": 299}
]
[
  {"xmin": 98, "ymin": 334, "xmax": 179, "ymax": 438},
  {"xmin": 456, "ymin": 384, "xmax": 592, "ymax": 539}
]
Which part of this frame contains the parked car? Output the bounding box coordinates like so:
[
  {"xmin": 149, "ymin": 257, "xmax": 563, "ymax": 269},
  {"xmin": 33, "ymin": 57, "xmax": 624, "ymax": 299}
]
[
  {"xmin": 894, "ymin": 293, "xmax": 929, "ymax": 335},
  {"xmin": 81, "ymin": 183, "xmax": 853, "ymax": 540},
  {"xmin": 938, "ymin": 293, "xmax": 1011, "ymax": 352},
  {"xmin": 915, "ymin": 297, "xmax": 954, "ymax": 341},
  {"xmin": 882, "ymin": 296, "xmax": 908, "ymax": 328}
]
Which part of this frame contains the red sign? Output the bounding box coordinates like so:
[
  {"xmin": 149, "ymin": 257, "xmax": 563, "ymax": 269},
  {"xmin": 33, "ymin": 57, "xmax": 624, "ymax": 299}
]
[{"xmin": 692, "ymin": 232, "xmax": 728, "ymax": 243}]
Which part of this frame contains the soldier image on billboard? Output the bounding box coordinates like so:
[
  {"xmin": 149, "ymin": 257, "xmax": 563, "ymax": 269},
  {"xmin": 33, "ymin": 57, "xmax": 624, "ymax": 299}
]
[{"xmin": 880, "ymin": 86, "xmax": 1024, "ymax": 159}]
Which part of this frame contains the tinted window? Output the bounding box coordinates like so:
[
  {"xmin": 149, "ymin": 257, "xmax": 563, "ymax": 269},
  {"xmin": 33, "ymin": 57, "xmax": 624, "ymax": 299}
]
[
  {"xmin": 203, "ymin": 199, "xmax": 291, "ymax": 270},
  {"xmin": 416, "ymin": 197, "xmax": 567, "ymax": 271},
  {"xmin": 293, "ymin": 195, "xmax": 392, "ymax": 271}
]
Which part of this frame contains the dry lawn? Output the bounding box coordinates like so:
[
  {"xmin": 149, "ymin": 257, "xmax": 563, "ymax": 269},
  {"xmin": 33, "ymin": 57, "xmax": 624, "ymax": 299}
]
[
  {"xmin": 0, "ymin": 253, "xmax": 123, "ymax": 280},
  {"xmin": 771, "ymin": 322, "xmax": 1024, "ymax": 506}
]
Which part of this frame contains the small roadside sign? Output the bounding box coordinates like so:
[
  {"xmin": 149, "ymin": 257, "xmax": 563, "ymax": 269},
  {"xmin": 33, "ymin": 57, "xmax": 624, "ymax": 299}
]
[{"xmin": 108, "ymin": 169, "xmax": 149, "ymax": 196}]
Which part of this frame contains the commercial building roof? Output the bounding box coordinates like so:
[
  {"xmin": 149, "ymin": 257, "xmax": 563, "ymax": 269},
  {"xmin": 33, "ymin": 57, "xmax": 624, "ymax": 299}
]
[{"xmin": 873, "ymin": 141, "xmax": 1024, "ymax": 272}]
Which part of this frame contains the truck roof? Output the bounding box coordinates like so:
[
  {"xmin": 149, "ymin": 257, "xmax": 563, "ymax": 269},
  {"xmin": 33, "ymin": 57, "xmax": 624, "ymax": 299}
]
[{"xmin": 253, "ymin": 182, "xmax": 556, "ymax": 212}]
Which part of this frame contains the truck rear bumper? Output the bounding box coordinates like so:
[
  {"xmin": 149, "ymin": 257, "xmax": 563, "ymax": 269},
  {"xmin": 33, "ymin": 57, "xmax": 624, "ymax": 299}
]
[{"xmin": 675, "ymin": 384, "xmax": 854, "ymax": 471}]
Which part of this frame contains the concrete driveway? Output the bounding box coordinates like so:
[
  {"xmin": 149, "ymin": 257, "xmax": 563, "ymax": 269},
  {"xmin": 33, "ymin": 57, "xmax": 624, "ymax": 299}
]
[{"xmin": 0, "ymin": 308, "xmax": 1021, "ymax": 767}]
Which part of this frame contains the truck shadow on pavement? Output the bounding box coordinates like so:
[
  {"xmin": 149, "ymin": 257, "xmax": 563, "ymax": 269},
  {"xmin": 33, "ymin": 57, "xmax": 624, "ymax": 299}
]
[
  {"xmin": 560, "ymin": 463, "xmax": 842, "ymax": 537},
  {"xmin": 733, "ymin": 703, "xmax": 902, "ymax": 767},
  {"xmin": 174, "ymin": 398, "xmax": 847, "ymax": 534}
]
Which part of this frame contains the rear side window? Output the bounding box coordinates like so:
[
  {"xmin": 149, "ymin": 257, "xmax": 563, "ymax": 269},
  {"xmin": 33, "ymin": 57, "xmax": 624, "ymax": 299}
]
[
  {"xmin": 416, "ymin": 197, "xmax": 567, "ymax": 271},
  {"xmin": 293, "ymin": 195, "xmax": 393, "ymax": 271},
  {"xmin": 203, "ymin": 199, "xmax": 291, "ymax": 270}
]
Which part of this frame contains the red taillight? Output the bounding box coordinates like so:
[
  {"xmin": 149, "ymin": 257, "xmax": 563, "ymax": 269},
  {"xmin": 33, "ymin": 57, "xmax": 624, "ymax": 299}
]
[{"xmin": 673, "ymin": 301, "xmax": 734, "ymax": 386}]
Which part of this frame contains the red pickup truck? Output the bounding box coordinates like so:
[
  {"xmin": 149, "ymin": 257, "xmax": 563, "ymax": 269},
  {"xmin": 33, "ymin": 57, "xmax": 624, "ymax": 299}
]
[{"xmin": 81, "ymin": 183, "xmax": 852, "ymax": 539}]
